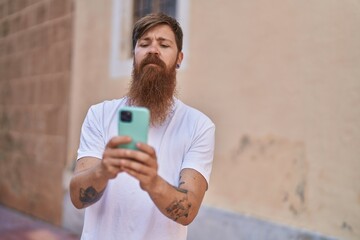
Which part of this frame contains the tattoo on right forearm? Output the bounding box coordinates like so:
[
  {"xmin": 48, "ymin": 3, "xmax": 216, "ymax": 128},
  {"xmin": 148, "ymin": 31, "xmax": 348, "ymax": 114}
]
[{"xmin": 79, "ymin": 186, "xmax": 104, "ymax": 207}]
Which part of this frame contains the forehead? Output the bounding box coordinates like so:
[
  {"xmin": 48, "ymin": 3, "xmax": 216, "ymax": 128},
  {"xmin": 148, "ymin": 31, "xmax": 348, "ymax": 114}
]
[{"xmin": 139, "ymin": 24, "xmax": 176, "ymax": 41}]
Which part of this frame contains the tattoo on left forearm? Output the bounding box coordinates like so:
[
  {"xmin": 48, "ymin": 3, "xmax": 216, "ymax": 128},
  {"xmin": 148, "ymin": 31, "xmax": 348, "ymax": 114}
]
[
  {"xmin": 79, "ymin": 186, "xmax": 104, "ymax": 207},
  {"xmin": 166, "ymin": 188, "xmax": 192, "ymax": 221}
]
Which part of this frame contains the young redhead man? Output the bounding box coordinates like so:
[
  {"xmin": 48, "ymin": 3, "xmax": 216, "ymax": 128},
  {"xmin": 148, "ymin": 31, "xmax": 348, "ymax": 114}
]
[{"xmin": 70, "ymin": 13, "xmax": 215, "ymax": 240}]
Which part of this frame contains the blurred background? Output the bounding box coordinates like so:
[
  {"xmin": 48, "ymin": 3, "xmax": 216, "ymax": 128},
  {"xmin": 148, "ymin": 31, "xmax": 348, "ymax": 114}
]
[{"xmin": 0, "ymin": 0, "xmax": 359, "ymax": 239}]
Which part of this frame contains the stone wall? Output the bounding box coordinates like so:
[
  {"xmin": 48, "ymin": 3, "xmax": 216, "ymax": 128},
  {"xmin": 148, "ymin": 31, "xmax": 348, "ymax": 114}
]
[{"xmin": 0, "ymin": 0, "xmax": 73, "ymax": 225}]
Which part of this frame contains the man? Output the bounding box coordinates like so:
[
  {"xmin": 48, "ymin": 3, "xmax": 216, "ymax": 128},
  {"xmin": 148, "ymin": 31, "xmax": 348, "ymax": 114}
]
[{"xmin": 70, "ymin": 13, "xmax": 215, "ymax": 240}]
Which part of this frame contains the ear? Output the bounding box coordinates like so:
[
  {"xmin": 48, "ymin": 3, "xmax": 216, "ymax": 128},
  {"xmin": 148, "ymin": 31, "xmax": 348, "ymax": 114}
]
[{"xmin": 176, "ymin": 51, "xmax": 184, "ymax": 67}]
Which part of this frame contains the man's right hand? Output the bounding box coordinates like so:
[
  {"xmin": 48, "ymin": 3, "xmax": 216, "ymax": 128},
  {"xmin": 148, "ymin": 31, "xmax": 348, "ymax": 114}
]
[{"xmin": 99, "ymin": 136, "xmax": 133, "ymax": 179}]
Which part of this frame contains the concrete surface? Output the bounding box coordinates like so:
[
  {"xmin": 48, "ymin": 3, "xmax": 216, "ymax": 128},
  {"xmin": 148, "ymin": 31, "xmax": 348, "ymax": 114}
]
[
  {"xmin": 188, "ymin": 206, "xmax": 340, "ymax": 240},
  {"xmin": 0, "ymin": 204, "xmax": 79, "ymax": 240}
]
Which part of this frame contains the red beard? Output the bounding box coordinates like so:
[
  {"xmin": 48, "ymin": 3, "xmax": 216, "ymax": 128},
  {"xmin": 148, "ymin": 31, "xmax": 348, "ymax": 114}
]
[{"xmin": 127, "ymin": 53, "xmax": 177, "ymax": 125}]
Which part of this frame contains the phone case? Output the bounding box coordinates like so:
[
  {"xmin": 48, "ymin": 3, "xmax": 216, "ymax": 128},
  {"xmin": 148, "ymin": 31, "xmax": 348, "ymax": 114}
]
[{"xmin": 118, "ymin": 106, "xmax": 150, "ymax": 150}]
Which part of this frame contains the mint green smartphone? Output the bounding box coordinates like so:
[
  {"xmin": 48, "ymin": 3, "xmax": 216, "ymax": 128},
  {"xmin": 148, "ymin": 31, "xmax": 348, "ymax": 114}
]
[{"xmin": 118, "ymin": 106, "xmax": 150, "ymax": 150}]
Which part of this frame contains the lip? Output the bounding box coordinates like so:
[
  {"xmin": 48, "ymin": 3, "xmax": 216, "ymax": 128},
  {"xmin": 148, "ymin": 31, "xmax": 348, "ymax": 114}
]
[{"xmin": 145, "ymin": 63, "xmax": 160, "ymax": 67}]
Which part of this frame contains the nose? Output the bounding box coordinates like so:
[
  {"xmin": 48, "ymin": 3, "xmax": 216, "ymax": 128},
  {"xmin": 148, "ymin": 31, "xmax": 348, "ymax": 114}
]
[{"xmin": 148, "ymin": 44, "xmax": 159, "ymax": 55}]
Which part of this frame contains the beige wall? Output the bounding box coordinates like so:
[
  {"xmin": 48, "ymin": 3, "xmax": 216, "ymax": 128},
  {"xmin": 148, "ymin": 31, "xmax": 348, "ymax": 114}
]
[
  {"xmin": 68, "ymin": 0, "xmax": 128, "ymax": 163},
  {"xmin": 69, "ymin": 1, "xmax": 360, "ymax": 239}
]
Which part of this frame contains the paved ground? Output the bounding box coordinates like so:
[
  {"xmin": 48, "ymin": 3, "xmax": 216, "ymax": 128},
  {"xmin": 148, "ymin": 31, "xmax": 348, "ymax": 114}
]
[
  {"xmin": 0, "ymin": 205, "xmax": 80, "ymax": 240},
  {"xmin": 1, "ymin": 203, "xmax": 338, "ymax": 240}
]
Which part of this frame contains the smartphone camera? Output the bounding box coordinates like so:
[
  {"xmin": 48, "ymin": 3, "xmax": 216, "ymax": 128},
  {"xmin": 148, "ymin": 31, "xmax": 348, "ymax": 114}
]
[{"xmin": 120, "ymin": 110, "xmax": 132, "ymax": 122}]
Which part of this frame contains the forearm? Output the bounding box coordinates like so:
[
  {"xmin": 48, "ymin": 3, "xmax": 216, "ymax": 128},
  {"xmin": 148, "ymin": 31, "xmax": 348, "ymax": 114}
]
[
  {"xmin": 70, "ymin": 162, "xmax": 109, "ymax": 209},
  {"xmin": 147, "ymin": 176, "xmax": 200, "ymax": 226}
]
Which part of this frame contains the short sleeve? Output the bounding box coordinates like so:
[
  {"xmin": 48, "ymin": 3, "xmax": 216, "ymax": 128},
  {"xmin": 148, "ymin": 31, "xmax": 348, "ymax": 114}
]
[
  {"xmin": 181, "ymin": 121, "xmax": 215, "ymax": 185},
  {"xmin": 77, "ymin": 105, "xmax": 106, "ymax": 160}
]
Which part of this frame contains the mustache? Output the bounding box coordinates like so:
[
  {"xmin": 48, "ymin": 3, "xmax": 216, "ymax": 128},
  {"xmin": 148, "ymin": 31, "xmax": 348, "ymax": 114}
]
[{"xmin": 140, "ymin": 54, "xmax": 166, "ymax": 69}]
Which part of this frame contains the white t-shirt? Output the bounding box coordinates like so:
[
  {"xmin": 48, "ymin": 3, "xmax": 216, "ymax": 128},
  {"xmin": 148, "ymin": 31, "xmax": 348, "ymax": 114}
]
[{"xmin": 77, "ymin": 98, "xmax": 215, "ymax": 240}]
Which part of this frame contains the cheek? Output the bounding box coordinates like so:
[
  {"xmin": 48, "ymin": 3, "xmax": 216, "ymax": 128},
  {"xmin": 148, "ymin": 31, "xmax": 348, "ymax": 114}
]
[
  {"xmin": 134, "ymin": 54, "xmax": 144, "ymax": 66},
  {"xmin": 134, "ymin": 48, "xmax": 146, "ymax": 61},
  {"xmin": 164, "ymin": 53, "xmax": 178, "ymax": 67}
]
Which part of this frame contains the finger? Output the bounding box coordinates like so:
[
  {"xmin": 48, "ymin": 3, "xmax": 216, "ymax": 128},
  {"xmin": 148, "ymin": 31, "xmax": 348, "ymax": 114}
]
[
  {"xmin": 122, "ymin": 166, "xmax": 149, "ymax": 184},
  {"xmin": 103, "ymin": 146, "xmax": 136, "ymax": 161},
  {"xmin": 106, "ymin": 136, "xmax": 132, "ymax": 148},
  {"xmin": 136, "ymin": 142, "xmax": 156, "ymax": 156},
  {"xmin": 135, "ymin": 143, "xmax": 157, "ymax": 160},
  {"xmin": 121, "ymin": 149, "xmax": 156, "ymax": 168},
  {"xmin": 101, "ymin": 158, "xmax": 124, "ymax": 178},
  {"xmin": 122, "ymin": 166, "xmax": 158, "ymax": 192},
  {"xmin": 122, "ymin": 167, "xmax": 139, "ymax": 178},
  {"xmin": 102, "ymin": 156, "xmax": 122, "ymax": 168},
  {"xmin": 119, "ymin": 159, "xmax": 151, "ymax": 175}
]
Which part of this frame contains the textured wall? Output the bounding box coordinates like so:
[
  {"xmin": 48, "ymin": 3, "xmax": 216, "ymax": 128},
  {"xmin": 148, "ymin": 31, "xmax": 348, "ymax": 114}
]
[{"xmin": 0, "ymin": 0, "xmax": 73, "ymax": 225}]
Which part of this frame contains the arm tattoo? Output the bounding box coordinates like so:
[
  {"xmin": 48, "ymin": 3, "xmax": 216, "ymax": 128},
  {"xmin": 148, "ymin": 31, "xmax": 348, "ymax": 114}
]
[
  {"xmin": 175, "ymin": 186, "xmax": 187, "ymax": 193},
  {"xmin": 79, "ymin": 186, "xmax": 104, "ymax": 207},
  {"xmin": 166, "ymin": 187, "xmax": 192, "ymax": 221},
  {"xmin": 178, "ymin": 173, "xmax": 186, "ymax": 188}
]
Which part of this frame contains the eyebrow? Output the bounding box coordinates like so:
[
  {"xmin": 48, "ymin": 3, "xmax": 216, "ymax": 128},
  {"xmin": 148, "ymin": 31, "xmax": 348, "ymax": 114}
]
[{"xmin": 140, "ymin": 36, "xmax": 174, "ymax": 44}]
